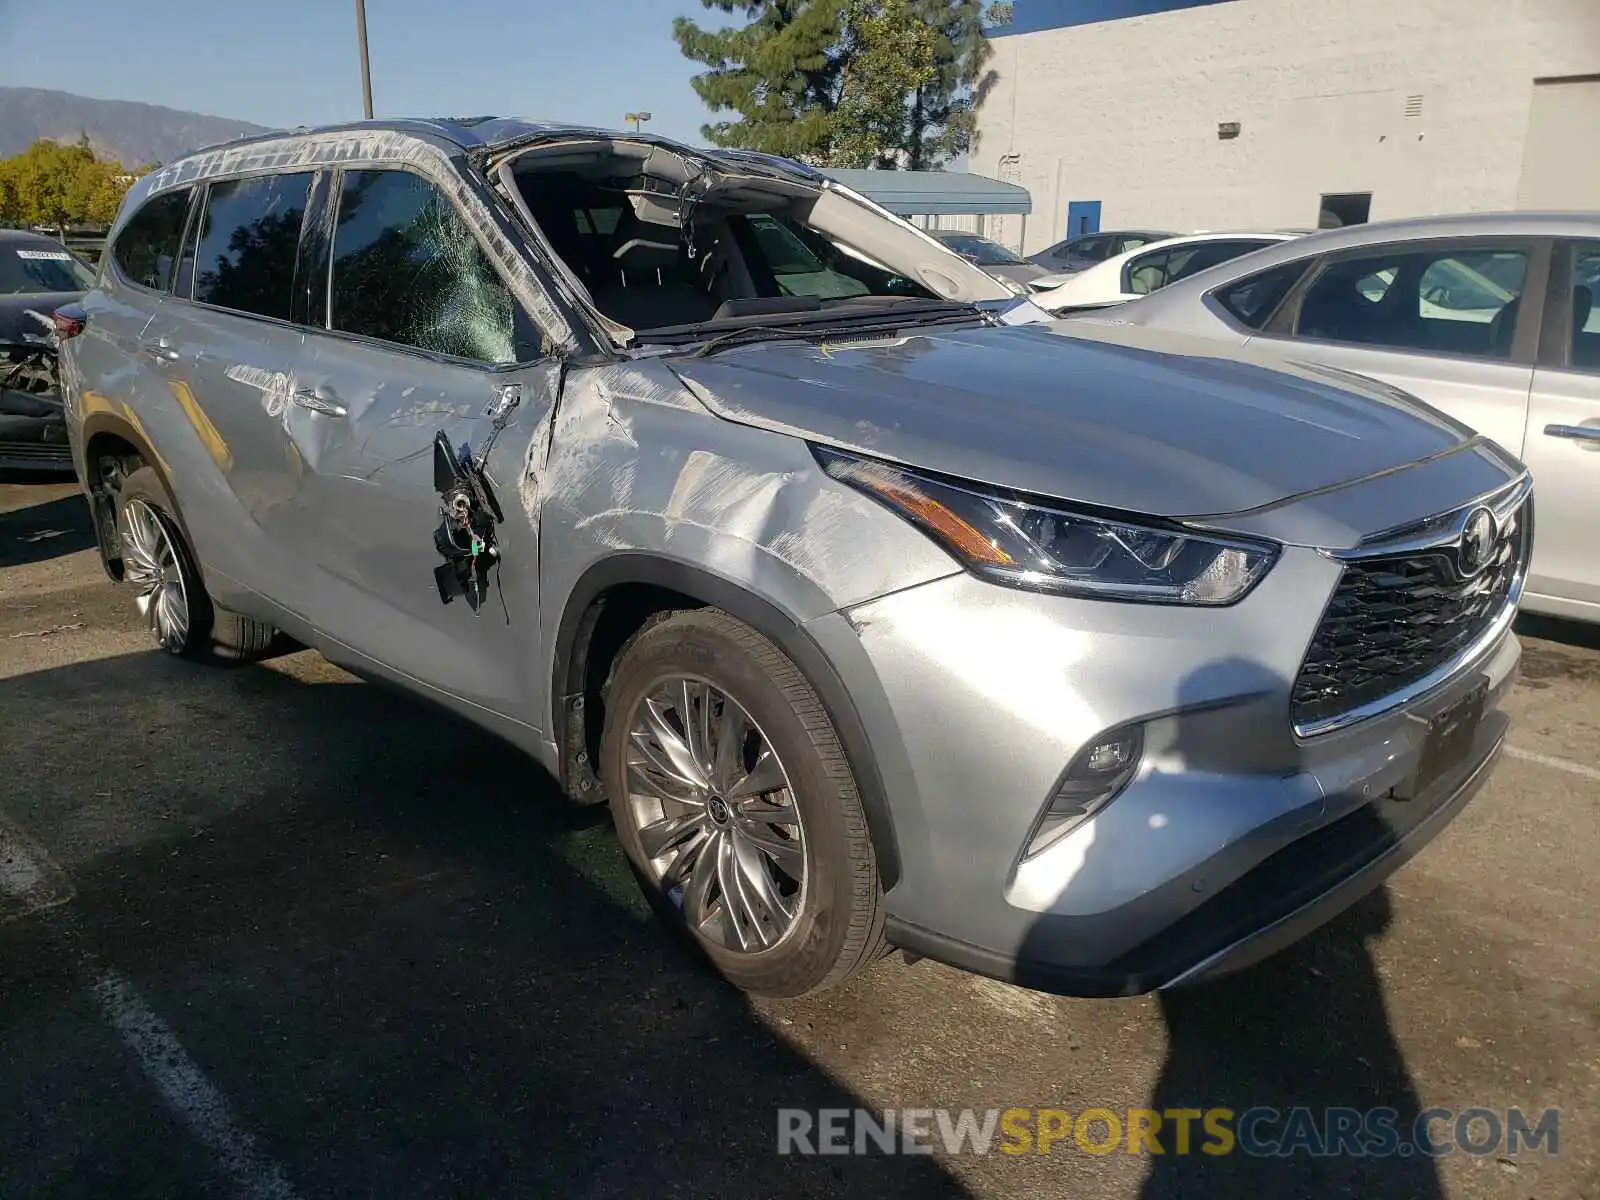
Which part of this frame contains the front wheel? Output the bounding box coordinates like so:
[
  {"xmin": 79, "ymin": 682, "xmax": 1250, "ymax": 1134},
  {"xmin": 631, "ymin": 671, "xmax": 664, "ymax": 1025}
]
[{"xmin": 601, "ymin": 608, "xmax": 886, "ymax": 998}]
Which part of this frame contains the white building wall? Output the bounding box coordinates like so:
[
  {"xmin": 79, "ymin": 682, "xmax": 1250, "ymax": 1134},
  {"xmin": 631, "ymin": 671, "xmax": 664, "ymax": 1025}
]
[{"xmin": 973, "ymin": 0, "xmax": 1600, "ymax": 253}]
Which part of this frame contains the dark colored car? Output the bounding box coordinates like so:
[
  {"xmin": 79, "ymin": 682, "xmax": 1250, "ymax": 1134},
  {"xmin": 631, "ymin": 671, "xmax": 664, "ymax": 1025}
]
[
  {"xmin": 0, "ymin": 230, "xmax": 95, "ymax": 472},
  {"xmin": 1028, "ymin": 229, "xmax": 1176, "ymax": 276},
  {"xmin": 928, "ymin": 230, "xmax": 1048, "ymax": 290}
]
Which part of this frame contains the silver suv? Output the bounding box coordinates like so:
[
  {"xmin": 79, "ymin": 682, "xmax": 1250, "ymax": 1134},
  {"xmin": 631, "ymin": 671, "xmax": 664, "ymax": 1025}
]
[{"xmin": 60, "ymin": 119, "xmax": 1529, "ymax": 998}]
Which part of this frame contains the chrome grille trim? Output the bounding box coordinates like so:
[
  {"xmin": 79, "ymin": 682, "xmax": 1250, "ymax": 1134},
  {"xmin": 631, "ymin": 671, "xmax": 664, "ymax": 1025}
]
[{"xmin": 1293, "ymin": 480, "xmax": 1531, "ymax": 739}]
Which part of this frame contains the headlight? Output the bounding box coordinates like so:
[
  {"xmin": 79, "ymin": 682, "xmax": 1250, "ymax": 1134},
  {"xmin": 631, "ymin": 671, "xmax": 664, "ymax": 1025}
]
[{"xmin": 817, "ymin": 448, "xmax": 1277, "ymax": 605}]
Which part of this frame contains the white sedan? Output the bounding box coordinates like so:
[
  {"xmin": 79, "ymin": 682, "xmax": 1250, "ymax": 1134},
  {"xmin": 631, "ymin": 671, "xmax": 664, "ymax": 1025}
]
[{"xmin": 1030, "ymin": 231, "xmax": 1301, "ymax": 314}]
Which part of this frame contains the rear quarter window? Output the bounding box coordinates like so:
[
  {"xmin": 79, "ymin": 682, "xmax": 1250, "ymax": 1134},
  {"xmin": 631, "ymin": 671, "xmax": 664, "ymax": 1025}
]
[
  {"xmin": 1215, "ymin": 260, "xmax": 1313, "ymax": 329},
  {"xmin": 110, "ymin": 188, "xmax": 194, "ymax": 292}
]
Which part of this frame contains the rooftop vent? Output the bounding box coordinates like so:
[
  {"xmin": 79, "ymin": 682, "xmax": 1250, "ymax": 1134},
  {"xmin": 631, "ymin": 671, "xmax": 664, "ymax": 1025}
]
[{"xmin": 1404, "ymin": 95, "xmax": 1424, "ymax": 118}]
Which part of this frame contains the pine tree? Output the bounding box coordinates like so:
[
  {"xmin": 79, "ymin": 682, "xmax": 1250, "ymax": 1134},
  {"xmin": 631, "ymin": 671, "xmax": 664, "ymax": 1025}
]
[{"xmin": 673, "ymin": 1, "xmax": 848, "ymax": 159}]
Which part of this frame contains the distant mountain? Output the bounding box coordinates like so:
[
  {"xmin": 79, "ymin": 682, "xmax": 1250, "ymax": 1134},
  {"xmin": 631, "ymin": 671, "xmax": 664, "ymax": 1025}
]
[{"xmin": 0, "ymin": 88, "xmax": 274, "ymax": 167}]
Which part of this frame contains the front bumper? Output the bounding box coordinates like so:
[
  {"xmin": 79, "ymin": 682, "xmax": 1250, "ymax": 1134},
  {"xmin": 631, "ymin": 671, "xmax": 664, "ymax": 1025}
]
[{"xmin": 809, "ymin": 542, "xmax": 1519, "ymax": 997}]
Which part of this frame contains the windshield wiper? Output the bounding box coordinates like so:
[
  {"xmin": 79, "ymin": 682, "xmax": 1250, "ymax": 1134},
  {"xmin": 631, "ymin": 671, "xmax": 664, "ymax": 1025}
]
[
  {"xmin": 681, "ymin": 326, "xmax": 827, "ymax": 358},
  {"xmin": 678, "ymin": 305, "xmax": 995, "ymax": 358}
]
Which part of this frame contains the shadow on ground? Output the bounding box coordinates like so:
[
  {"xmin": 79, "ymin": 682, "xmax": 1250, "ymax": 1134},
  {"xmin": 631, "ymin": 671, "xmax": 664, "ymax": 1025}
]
[
  {"xmin": 0, "ymin": 651, "xmax": 969, "ymax": 1199},
  {"xmin": 1515, "ymin": 610, "xmax": 1600, "ymax": 653},
  {"xmin": 0, "ymin": 488, "xmax": 95, "ymax": 569}
]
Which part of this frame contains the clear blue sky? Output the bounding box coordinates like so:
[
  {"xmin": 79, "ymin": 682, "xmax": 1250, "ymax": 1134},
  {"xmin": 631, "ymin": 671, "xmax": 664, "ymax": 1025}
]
[{"xmin": 0, "ymin": 0, "xmax": 723, "ymax": 145}]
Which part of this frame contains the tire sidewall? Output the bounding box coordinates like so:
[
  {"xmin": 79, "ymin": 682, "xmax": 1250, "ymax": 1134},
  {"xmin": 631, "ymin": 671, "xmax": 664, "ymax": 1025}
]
[
  {"xmin": 601, "ymin": 614, "xmax": 864, "ymax": 996},
  {"xmin": 116, "ymin": 467, "xmax": 214, "ymax": 658}
]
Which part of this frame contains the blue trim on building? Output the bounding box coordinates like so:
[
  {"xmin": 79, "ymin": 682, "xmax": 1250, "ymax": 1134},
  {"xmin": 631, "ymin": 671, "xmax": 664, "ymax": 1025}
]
[{"xmin": 988, "ymin": 0, "xmax": 1237, "ymax": 37}]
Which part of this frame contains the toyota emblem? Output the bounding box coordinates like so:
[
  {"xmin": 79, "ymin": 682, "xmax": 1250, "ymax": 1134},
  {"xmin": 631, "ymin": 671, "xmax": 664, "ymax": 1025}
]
[{"xmin": 1458, "ymin": 507, "xmax": 1498, "ymax": 577}]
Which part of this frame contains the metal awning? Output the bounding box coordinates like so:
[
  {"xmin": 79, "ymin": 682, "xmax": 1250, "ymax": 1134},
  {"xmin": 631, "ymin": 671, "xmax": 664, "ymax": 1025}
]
[{"xmin": 819, "ymin": 169, "xmax": 1032, "ymax": 217}]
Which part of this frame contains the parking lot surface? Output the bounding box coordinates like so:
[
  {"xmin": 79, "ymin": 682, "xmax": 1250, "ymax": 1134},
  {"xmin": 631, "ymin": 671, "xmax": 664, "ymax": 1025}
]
[{"xmin": 2, "ymin": 476, "xmax": 1596, "ymax": 1199}]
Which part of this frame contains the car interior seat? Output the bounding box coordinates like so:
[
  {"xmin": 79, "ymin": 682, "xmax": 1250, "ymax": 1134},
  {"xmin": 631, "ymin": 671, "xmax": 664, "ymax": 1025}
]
[
  {"xmin": 1487, "ymin": 295, "xmax": 1521, "ymax": 358},
  {"xmin": 589, "ymin": 210, "xmax": 720, "ymax": 330}
]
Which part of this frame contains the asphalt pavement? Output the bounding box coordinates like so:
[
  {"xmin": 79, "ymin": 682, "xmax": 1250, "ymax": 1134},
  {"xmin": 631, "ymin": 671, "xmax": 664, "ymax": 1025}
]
[{"xmin": 1, "ymin": 476, "xmax": 1596, "ymax": 1199}]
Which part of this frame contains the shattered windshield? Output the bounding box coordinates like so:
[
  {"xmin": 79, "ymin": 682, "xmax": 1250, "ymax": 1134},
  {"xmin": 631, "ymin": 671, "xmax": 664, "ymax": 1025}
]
[{"xmin": 508, "ymin": 143, "xmax": 1006, "ymax": 344}]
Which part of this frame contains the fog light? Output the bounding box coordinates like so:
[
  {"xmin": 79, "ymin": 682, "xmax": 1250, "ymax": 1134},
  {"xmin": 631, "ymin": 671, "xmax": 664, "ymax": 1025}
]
[{"xmin": 1024, "ymin": 725, "xmax": 1145, "ymax": 857}]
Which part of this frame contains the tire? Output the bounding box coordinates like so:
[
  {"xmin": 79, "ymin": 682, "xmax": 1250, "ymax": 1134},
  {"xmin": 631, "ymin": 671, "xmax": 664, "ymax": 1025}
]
[
  {"xmin": 601, "ymin": 608, "xmax": 886, "ymax": 998},
  {"xmin": 114, "ymin": 466, "xmax": 275, "ymax": 663}
]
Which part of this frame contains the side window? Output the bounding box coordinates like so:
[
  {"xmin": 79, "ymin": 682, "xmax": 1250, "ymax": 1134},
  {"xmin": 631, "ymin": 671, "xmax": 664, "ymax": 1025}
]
[
  {"xmin": 329, "ymin": 169, "xmax": 520, "ymax": 365},
  {"xmin": 1126, "ymin": 249, "xmax": 1170, "ymax": 294},
  {"xmin": 110, "ymin": 188, "xmax": 193, "ymax": 292},
  {"xmin": 1569, "ymin": 243, "xmax": 1600, "ymax": 371},
  {"xmin": 1077, "ymin": 236, "xmax": 1113, "ymax": 262},
  {"xmin": 192, "ymin": 172, "xmax": 314, "ymax": 319},
  {"xmin": 1216, "ymin": 260, "xmax": 1312, "ymax": 329},
  {"xmin": 1165, "ymin": 239, "xmax": 1275, "ymax": 285},
  {"xmin": 1295, "ymin": 246, "xmax": 1529, "ymax": 360}
]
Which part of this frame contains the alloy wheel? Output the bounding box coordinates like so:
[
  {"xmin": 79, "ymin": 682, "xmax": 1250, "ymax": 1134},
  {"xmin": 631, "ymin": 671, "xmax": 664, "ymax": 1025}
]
[
  {"xmin": 623, "ymin": 676, "xmax": 807, "ymax": 953},
  {"xmin": 119, "ymin": 498, "xmax": 191, "ymax": 652}
]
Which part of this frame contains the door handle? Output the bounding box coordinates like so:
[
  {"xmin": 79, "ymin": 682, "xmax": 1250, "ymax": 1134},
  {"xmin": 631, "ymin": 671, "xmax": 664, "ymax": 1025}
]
[
  {"xmin": 140, "ymin": 338, "xmax": 179, "ymax": 362},
  {"xmin": 1543, "ymin": 423, "xmax": 1600, "ymax": 450},
  {"xmin": 292, "ymin": 387, "xmax": 347, "ymax": 418}
]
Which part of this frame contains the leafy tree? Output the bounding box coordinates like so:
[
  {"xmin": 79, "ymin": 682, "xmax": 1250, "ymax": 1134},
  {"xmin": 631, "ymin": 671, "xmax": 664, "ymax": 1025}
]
[
  {"xmin": 674, "ymin": 0, "xmax": 847, "ymax": 159},
  {"xmin": 829, "ymin": 0, "xmax": 936, "ymax": 169},
  {"xmin": 904, "ymin": 0, "xmax": 1000, "ymax": 169},
  {"xmin": 0, "ymin": 140, "xmax": 134, "ymax": 235}
]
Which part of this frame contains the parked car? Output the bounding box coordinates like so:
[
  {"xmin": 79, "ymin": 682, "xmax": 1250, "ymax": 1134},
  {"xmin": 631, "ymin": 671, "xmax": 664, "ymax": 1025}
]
[
  {"xmin": 0, "ymin": 229, "xmax": 96, "ymax": 472},
  {"xmin": 1028, "ymin": 229, "xmax": 1175, "ymax": 276},
  {"xmin": 1062, "ymin": 212, "xmax": 1597, "ymax": 624},
  {"xmin": 1030, "ymin": 232, "xmax": 1301, "ymax": 312},
  {"xmin": 62, "ymin": 119, "xmax": 1526, "ymax": 1000},
  {"xmin": 927, "ymin": 229, "xmax": 1048, "ymax": 291}
]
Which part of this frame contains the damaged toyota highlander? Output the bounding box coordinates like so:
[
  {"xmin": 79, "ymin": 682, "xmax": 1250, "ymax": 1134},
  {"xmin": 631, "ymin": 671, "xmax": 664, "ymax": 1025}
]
[{"xmin": 59, "ymin": 119, "xmax": 1531, "ymax": 998}]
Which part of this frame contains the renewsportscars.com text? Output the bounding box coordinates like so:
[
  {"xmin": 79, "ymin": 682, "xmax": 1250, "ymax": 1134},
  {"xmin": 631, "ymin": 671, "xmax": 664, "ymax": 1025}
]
[{"xmin": 777, "ymin": 1106, "xmax": 1560, "ymax": 1158}]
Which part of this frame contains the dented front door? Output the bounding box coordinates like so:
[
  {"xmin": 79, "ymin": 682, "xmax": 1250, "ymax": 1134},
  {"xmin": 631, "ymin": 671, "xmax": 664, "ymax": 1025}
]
[{"xmin": 280, "ymin": 333, "xmax": 556, "ymax": 716}]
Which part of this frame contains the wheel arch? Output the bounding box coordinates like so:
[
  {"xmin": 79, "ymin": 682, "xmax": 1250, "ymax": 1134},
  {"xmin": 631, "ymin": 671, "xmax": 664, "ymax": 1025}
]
[
  {"xmin": 551, "ymin": 553, "xmax": 901, "ymax": 889},
  {"xmin": 79, "ymin": 411, "xmax": 192, "ymax": 581}
]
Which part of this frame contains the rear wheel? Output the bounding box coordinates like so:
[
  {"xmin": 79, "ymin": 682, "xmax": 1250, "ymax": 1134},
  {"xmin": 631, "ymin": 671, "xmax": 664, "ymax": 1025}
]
[
  {"xmin": 601, "ymin": 608, "xmax": 885, "ymax": 998},
  {"xmin": 115, "ymin": 467, "xmax": 275, "ymax": 662}
]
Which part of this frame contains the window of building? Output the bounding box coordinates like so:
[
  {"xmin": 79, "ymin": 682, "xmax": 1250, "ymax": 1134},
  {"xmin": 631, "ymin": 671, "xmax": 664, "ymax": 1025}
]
[
  {"xmin": 1317, "ymin": 193, "xmax": 1372, "ymax": 229},
  {"xmin": 192, "ymin": 173, "xmax": 314, "ymax": 319},
  {"xmin": 328, "ymin": 169, "xmax": 521, "ymax": 364},
  {"xmin": 110, "ymin": 188, "xmax": 194, "ymax": 292}
]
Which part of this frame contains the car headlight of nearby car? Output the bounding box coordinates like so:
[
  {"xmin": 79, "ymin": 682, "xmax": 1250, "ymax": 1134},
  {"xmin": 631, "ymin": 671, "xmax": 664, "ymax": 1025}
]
[
  {"xmin": 816, "ymin": 448, "xmax": 1278, "ymax": 605},
  {"xmin": 999, "ymin": 277, "xmax": 1028, "ymax": 295}
]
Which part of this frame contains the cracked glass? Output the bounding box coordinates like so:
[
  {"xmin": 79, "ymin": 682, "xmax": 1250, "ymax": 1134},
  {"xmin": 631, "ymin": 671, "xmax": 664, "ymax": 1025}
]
[{"xmin": 330, "ymin": 169, "xmax": 519, "ymax": 364}]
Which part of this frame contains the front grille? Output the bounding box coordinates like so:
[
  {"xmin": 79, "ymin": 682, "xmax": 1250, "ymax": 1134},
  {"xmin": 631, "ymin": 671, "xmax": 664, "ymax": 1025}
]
[{"xmin": 1291, "ymin": 499, "xmax": 1527, "ymax": 731}]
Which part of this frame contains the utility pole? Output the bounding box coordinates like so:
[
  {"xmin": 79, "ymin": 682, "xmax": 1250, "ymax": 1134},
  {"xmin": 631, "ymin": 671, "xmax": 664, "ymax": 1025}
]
[
  {"xmin": 625, "ymin": 111, "xmax": 652, "ymax": 133},
  {"xmin": 355, "ymin": 0, "xmax": 374, "ymax": 119}
]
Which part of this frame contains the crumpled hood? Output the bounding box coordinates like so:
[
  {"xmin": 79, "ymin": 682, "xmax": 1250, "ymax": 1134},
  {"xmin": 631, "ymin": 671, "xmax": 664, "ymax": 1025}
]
[{"xmin": 669, "ymin": 322, "xmax": 1478, "ymax": 520}]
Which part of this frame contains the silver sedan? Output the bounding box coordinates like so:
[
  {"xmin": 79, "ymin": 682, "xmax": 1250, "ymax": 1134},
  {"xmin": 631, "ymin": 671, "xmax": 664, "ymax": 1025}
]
[{"xmin": 1059, "ymin": 211, "xmax": 1600, "ymax": 623}]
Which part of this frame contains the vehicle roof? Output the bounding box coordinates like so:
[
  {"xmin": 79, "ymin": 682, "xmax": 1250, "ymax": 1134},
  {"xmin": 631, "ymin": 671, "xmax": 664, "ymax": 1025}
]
[
  {"xmin": 1094, "ymin": 229, "xmax": 1299, "ymax": 267},
  {"xmin": 1103, "ymin": 209, "xmax": 1600, "ymax": 321},
  {"xmin": 172, "ymin": 116, "xmax": 823, "ymax": 182}
]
